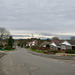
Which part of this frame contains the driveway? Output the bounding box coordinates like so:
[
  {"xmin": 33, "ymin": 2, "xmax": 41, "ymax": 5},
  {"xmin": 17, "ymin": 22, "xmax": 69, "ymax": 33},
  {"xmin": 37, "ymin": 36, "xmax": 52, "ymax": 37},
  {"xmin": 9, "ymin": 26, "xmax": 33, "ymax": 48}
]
[{"xmin": 0, "ymin": 47, "xmax": 75, "ymax": 75}]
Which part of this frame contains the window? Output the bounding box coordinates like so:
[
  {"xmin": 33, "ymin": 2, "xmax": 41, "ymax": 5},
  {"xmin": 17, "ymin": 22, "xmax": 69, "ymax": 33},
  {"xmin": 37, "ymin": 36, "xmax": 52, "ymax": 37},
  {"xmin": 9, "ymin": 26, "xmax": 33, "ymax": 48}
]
[
  {"xmin": 50, "ymin": 45, "xmax": 53, "ymax": 50},
  {"xmin": 54, "ymin": 46, "xmax": 57, "ymax": 49},
  {"xmin": 61, "ymin": 45, "xmax": 66, "ymax": 50},
  {"xmin": 67, "ymin": 45, "xmax": 71, "ymax": 49}
]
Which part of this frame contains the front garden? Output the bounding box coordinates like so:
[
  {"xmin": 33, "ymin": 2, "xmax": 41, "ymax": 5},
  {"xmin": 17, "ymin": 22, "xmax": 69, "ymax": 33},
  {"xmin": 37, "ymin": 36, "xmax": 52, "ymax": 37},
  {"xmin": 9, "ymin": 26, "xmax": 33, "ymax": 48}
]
[
  {"xmin": 0, "ymin": 36, "xmax": 15, "ymax": 51},
  {"xmin": 28, "ymin": 46, "xmax": 75, "ymax": 55}
]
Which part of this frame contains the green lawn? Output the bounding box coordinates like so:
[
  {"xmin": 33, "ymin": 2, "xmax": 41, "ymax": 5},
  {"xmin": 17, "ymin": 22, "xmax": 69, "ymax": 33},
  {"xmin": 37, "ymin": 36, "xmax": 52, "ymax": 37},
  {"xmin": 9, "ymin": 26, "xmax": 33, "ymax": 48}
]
[
  {"xmin": 57, "ymin": 52, "xmax": 66, "ymax": 54},
  {"xmin": 30, "ymin": 48, "xmax": 44, "ymax": 53}
]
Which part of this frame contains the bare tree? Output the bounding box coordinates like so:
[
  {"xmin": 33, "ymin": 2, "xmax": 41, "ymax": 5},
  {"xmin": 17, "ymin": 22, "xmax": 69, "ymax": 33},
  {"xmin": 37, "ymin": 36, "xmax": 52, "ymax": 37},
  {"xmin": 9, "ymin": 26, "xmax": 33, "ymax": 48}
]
[
  {"xmin": 52, "ymin": 36, "xmax": 59, "ymax": 40},
  {"xmin": 0, "ymin": 27, "xmax": 10, "ymax": 39}
]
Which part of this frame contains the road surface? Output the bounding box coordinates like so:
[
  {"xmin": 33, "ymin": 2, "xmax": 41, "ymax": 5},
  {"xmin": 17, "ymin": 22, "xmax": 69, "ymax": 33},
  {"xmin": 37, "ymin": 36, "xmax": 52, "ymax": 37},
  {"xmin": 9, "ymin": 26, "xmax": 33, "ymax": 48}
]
[{"xmin": 0, "ymin": 47, "xmax": 75, "ymax": 75}]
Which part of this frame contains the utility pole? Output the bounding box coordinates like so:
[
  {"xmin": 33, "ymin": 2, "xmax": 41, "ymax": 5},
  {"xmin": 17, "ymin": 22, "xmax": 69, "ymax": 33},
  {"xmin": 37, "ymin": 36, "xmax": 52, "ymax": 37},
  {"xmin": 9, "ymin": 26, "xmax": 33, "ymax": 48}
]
[{"xmin": 32, "ymin": 33, "xmax": 34, "ymax": 38}]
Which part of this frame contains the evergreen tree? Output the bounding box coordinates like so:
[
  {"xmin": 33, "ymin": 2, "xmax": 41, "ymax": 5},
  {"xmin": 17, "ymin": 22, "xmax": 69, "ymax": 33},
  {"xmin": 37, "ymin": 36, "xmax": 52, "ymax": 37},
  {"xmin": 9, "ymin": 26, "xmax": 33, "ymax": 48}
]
[{"xmin": 8, "ymin": 36, "xmax": 14, "ymax": 48}]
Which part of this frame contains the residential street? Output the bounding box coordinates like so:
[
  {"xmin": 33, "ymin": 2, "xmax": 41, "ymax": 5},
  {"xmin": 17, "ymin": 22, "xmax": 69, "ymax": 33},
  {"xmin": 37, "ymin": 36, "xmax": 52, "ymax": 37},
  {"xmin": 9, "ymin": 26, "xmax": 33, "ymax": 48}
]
[{"xmin": 0, "ymin": 48, "xmax": 75, "ymax": 75}]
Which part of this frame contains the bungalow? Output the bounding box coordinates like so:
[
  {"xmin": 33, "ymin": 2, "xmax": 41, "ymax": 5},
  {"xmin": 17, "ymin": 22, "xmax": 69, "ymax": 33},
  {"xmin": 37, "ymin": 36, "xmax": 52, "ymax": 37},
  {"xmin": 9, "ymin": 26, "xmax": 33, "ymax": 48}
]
[
  {"xmin": 26, "ymin": 42, "xmax": 32, "ymax": 47},
  {"xmin": 50, "ymin": 40, "xmax": 75, "ymax": 51},
  {"xmin": 26, "ymin": 40, "xmax": 38, "ymax": 47},
  {"xmin": 31, "ymin": 40, "xmax": 38, "ymax": 46},
  {"xmin": 50, "ymin": 40, "xmax": 63, "ymax": 50},
  {"xmin": 60, "ymin": 40, "xmax": 75, "ymax": 50}
]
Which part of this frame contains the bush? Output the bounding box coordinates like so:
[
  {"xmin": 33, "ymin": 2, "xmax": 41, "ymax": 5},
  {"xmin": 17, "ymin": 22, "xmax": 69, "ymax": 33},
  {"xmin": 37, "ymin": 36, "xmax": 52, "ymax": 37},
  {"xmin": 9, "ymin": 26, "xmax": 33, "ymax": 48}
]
[
  {"xmin": 4, "ymin": 46, "xmax": 12, "ymax": 50},
  {"xmin": 31, "ymin": 46, "xmax": 36, "ymax": 50},
  {"xmin": 0, "ymin": 44, "xmax": 3, "ymax": 47},
  {"xmin": 0, "ymin": 44, "xmax": 4, "ymax": 50},
  {"xmin": 50, "ymin": 50, "xmax": 59, "ymax": 54},
  {"xmin": 43, "ymin": 50, "xmax": 59, "ymax": 54},
  {"xmin": 65, "ymin": 49, "xmax": 75, "ymax": 54},
  {"xmin": 46, "ymin": 44, "xmax": 50, "ymax": 47},
  {"xmin": 0, "ymin": 47, "xmax": 2, "ymax": 49},
  {"xmin": 44, "ymin": 50, "xmax": 50, "ymax": 54},
  {"xmin": 31, "ymin": 46, "xmax": 39, "ymax": 50},
  {"xmin": 17, "ymin": 44, "xmax": 20, "ymax": 47},
  {"xmin": 25, "ymin": 46, "xmax": 30, "ymax": 48}
]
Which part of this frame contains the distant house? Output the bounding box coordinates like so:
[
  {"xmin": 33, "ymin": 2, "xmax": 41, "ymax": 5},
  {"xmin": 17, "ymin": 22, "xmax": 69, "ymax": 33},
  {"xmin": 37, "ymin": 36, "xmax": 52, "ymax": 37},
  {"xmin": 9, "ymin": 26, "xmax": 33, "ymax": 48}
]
[
  {"xmin": 2, "ymin": 41, "xmax": 7, "ymax": 46},
  {"xmin": 0, "ymin": 40, "xmax": 7, "ymax": 46},
  {"xmin": 31, "ymin": 40, "xmax": 38, "ymax": 46},
  {"xmin": 26, "ymin": 40, "xmax": 38, "ymax": 47},
  {"xmin": 40, "ymin": 41, "xmax": 50, "ymax": 47},
  {"xmin": 26, "ymin": 42, "xmax": 32, "ymax": 47}
]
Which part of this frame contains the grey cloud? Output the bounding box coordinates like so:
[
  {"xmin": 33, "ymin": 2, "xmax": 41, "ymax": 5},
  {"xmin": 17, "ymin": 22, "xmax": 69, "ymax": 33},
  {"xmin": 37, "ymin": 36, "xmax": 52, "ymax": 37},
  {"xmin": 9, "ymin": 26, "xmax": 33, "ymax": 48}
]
[
  {"xmin": 40, "ymin": 33, "xmax": 54, "ymax": 36},
  {"xmin": 12, "ymin": 35, "xmax": 31, "ymax": 37},
  {"xmin": 0, "ymin": 0, "xmax": 75, "ymax": 33}
]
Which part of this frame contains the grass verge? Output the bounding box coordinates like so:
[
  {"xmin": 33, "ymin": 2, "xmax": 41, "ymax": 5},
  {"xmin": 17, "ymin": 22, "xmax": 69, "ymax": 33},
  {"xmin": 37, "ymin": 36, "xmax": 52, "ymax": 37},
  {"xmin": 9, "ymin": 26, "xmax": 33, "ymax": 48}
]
[
  {"xmin": 0, "ymin": 49, "xmax": 15, "ymax": 51},
  {"xmin": 30, "ymin": 48, "xmax": 44, "ymax": 53},
  {"xmin": 57, "ymin": 52, "xmax": 66, "ymax": 54}
]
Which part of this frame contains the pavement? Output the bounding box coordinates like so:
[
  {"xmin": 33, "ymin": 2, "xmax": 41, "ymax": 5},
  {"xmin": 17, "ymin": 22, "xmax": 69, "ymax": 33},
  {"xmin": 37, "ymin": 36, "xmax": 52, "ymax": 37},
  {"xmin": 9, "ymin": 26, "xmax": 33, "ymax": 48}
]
[
  {"xmin": 0, "ymin": 52, "xmax": 6, "ymax": 58},
  {"xmin": 0, "ymin": 47, "xmax": 75, "ymax": 75}
]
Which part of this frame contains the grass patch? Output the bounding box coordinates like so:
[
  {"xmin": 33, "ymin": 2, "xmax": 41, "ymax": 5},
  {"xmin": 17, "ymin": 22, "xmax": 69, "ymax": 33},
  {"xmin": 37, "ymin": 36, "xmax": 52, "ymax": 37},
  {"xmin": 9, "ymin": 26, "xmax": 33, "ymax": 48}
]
[
  {"xmin": 57, "ymin": 52, "xmax": 66, "ymax": 54},
  {"xmin": 67, "ymin": 55, "xmax": 75, "ymax": 56},
  {"xmin": 0, "ymin": 49, "xmax": 15, "ymax": 51},
  {"xmin": 30, "ymin": 48, "xmax": 44, "ymax": 53}
]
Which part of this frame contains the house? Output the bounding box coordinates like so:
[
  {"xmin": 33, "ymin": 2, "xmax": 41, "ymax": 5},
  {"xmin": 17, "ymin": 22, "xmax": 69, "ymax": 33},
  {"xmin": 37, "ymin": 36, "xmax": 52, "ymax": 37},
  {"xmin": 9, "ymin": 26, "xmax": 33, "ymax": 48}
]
[
  {"xmin": 0, "ymin": 40, "xmax": 7, "ymax": 46},
  {"xmin": 2, "ymin": 41, "xmax": 7, "ymax": 46},
  {"xmin": 50, "ymin": 41, "xmax": 57, "ymax": 50},
  {"xmin": 26, "ymin": 42, "xmax": 32, "ymax": 47},
  {"xmin": 60, "ymin": 40, "xmax": 75, "ymax": 50},
  {"xmin": 31, "ymin": 40, "xmax": 38, "ymax": 46},
  {"xmin": 50, "ymin": 40, "xmax": 75, "ymax": 51},
  {"xmin": 50, "ymin": 40, "xmax": 64, "ymax": 50},
  {"xmin": 26, "ymin": 40, "xmax": 38, "ymax": 47},
  {"xmin": 40, "ymin": 41, "xmax": 50, "ymax": 47}
]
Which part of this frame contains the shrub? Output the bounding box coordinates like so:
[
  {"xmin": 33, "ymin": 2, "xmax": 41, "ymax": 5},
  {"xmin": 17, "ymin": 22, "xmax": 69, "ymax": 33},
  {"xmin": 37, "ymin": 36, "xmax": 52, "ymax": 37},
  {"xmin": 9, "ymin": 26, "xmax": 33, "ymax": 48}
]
[
  {"xmin": 0, "ymin": 47, "xmax": 2, "ymax": 49},
  {"xmin": 46, "ymin": 44, "xmax": 50, "ymax": 47},
  {"xmin": 65, "ymin": 49, "xmax": 75, "ymax": 54},
  {"xmin": 43, "ymin": 50, "xmax": 59, "ymax": 54},
  {"xmin": 17, "ymin": 44, "xmax": 20, "ymax": 46},
  {"xmin": 4, "ymin": 46, "xmax": 12, "ymax": 50},
  {"xmin": 50, "ymin": 50, "xmax": 59, "ymax": 54},
  {"xmin": 31, "ymin": 46, "xmax": 36, "ymax": 50},
  {"xmin": 0, "ymin": 44, "xmax": 4, "ymax": 50},
  {"xmin": 0, "ymin": 44, "xmax": 3, "ymax": 47},
  {"xmin": 25, "ymin": 46, "xmax": 30, "ymax": 48},
  {"xmin": 44, "ymin": 50, "xmax": 50, "ymax": 54},
  {"xmin": 31, "ymin": 46, "xmax": 39, "ymax": 50}
]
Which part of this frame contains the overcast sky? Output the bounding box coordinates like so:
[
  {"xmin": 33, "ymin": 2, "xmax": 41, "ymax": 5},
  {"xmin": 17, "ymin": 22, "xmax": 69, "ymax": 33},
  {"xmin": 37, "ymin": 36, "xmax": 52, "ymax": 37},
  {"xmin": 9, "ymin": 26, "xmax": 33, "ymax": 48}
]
[{"xmin": 0, "ymin": 0, "xmax": 75, "ymax": 35}]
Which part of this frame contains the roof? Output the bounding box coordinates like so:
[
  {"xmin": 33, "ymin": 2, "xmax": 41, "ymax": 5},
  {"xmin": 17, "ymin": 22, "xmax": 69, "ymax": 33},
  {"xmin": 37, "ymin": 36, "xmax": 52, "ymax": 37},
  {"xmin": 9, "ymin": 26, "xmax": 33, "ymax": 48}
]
[
  {"xmin": 67, "ymin": 40, "xmax": 75, "ymax": 45},
  {"xmin": 40, "ymin": 41, "xmax": 50, "ymax": 47},
  {"xmin": 50, "ymin": 40, "xmax": 64, "ymax": 46},
  {"xmin": 57, "ymin": 40, "xmax": 75, "ymax": 46}
]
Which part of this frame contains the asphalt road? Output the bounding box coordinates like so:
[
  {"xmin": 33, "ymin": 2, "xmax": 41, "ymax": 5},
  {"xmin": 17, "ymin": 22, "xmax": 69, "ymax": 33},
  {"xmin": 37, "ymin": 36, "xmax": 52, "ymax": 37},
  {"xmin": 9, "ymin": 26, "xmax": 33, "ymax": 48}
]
[{"xmin": 0, "ymin": 48, "xmax": 75, "ymax": 75}]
